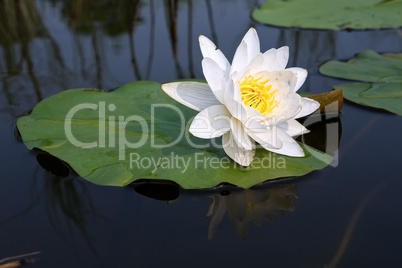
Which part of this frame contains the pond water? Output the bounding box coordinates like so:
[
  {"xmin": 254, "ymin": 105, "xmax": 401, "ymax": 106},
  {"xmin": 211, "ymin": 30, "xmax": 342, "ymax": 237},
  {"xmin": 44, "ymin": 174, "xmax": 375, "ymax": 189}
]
[{"xmin": 1, "ymin": 1, "xmax": 402, "ymax": 267}]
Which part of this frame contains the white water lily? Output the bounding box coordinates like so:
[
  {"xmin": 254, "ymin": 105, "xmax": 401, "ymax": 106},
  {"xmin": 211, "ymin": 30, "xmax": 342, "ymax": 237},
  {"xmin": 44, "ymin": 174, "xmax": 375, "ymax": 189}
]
[{"xmin": 162, "ymin": 28, "xmax": 320, "ymax": 166}]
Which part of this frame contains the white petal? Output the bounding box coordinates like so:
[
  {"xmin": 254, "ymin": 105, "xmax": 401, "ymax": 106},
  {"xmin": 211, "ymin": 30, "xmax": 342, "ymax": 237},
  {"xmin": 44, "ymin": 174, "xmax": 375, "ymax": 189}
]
[
  {"xmin": 295, "ymin": 97, "xmax": 320, "ymax": 119},
  {"xmin": 202, "ymin": 57, "xmax": 227, "ymax": 104},
  {"xmin": 276, "ymin": 46, "xmax": 290, "ymax": 69},
  {"xmin": 277, "ymin": 119, "xmax": 309, "ymax": 137},
  {"xmin": 243, "ymin": 53, "xmax": 264, "ymax": 76},
  {"xmin": 242, "ymin": 28, "xmax": 260, "ymax": 64},
  {"xmin": 266, "ymin": 128, "xmax": 305, "ymax": 157},
  {"xmin": 223, "ymin": 80, "xmax": 247, "ymax": 122},
  {"xmin": 207, "ymin": 195, "xmax": 226, "ymax": 240},
  {"xmin": 262, "ymin": 46, "xmax": 289, "ymax": 71},
  {"xmin": 161, "ymin": 82, "xmax": 220, "ymax": 111},
  {"xmin": 230, "ymin": 41, "xmax": 248, "ymax": 79},
  {"xmin": 245, "ymin": 124, "xmax": 283, "ymax": 150},
  {"xmin": 287, "ymin": 67, "xmax": 308, "ymax": 92},
  {"xmin": 230, "ymin": 118, "xmax": 253, "ymax": 150},
  {"xmin": 222, "ymin": 131, "xmax": 255, "ymax": 166},
  {"xmin": 260, "ymin": 109, "xmax": 300, "ymax": 127},
  {"xmin": 189, "ymin": 105, "xmax": 231, "ymax": 139},
  {"xmin": 199, "ymin": 35, "xmax": 230, "ymax": 74},
  {"xmin": 244, "ymin": 106, "xmax": 264, "ymax": 120},
  {"xmin": 271, "ymin": 92, "xmax": 301, "ymax": 122}
]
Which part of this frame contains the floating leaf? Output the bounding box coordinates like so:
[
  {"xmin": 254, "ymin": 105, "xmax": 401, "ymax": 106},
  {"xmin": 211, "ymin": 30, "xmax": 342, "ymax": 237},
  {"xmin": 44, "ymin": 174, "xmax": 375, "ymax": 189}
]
[
  {"xmin": 320, "ymin": 50, "xmax": 402, "ymax": 83},
  {"xmin": 17, "ymin": 82, "xmax": 332, "ymax": 189},
  {"xmin": 252, "ymin": 0, "xmax": 402, "ymax": 30},
  {"xmin": 320, "ymin": 50, "xmax": 402, "ymax": 116}
]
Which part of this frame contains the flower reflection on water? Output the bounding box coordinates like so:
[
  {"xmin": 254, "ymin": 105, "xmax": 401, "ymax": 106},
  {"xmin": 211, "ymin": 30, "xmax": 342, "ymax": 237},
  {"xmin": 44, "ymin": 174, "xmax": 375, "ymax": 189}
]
[{"xmin": 206, "ymin": 184, "xmax": 299, "ymax": 240}]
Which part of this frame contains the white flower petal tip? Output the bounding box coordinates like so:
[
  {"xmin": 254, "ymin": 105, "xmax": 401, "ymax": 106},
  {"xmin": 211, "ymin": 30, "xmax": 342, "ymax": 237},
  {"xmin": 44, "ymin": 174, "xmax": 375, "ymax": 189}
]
[
  {"xmin": 283, "ymin": 150, "xmax": 305, "ymax": 158},
  {"xmin": 161, "ymin": 82, "xmax": 220, "ymax": 111},
  {"xmin": 222, "ymin": 132, "xmax": 255, "ymax": 166},
  {"xmin": 189, "ymin": 105, "xmax": 231, "ymax": 139},
  {"xmin": 230, "ymin": 40, "xmax": 249, "ymax": 77},
  {"xmin": 277, "ymin": 119, "xmax": 309, "ymax": 137},
  {"xmin": 295, "ymin": 97, "xmax": 320, "ymax": 119},
  {"xmin": 199, "ymin": 35, "xmax": 230, "ymax": 73},
  {"xmin": 276, "ymin": 46, "xmax": 290, "ymax": 69},
  {"xmin": 261, "ymin": 46, "xmax": 290, "ymax": 71},
  {"xmin": 242, "ymin": 28, "xmax": 260, "ymax": 63},
  {"xmin": 287, "ymin": 67, "xmax": 308, "ymax": 92},
  {"xmin": 268, "ymin": 129, "xmax": 305, "ymax": 157},
  {"xmin": 278, "ymin": 46, "xmax": 289, "ymax": 53},
  {"xmin": 198, "ymin": 34, "xmax": 213, "ymax": 48},
  {"xmin": 244, "ymin": 27, "xmax": 257, "ymax": 37}
]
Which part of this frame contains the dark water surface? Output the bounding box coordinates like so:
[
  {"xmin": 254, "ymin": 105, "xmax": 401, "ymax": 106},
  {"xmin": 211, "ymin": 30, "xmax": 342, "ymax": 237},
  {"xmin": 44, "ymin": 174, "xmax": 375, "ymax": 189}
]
[{"xmin": 1, "ymin": 1, "xmax": 402, "ymax": 267}]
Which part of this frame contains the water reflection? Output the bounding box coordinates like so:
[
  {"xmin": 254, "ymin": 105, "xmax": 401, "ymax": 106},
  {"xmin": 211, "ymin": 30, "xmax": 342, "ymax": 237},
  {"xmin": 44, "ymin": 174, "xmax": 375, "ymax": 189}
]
[
  {"xmin": 51, "ymin": 0, "xmax": 221, "ymax": 81},
  {"xmin": 26, "ymin": 152, "xmax": 101, "ymax": 263},
  {"xmin": 40, "ymin": 173, "xmax": 103, "ymax": 266},
  {"xmin": 0, "ymin": 0, "xmax": 218, "ymax": 108},
  {"xmin": 206, "ymin": 184, "xmax": 299, "ymax": 240},
  {"xmin": 0, "ymin": 0, "xmax": 44, "ymax": 103},
  {"xmin": 129, "ymin": 180, "xmax": 301, "ymax": 240},
  {"xmin": 0, "ymin": 164, "xmax": 102, "ymax": 265},
  {"xmin": 0, "ymin": 0, "xmax": 351, "ymax": 117},
  {"xmin": 298, "ymin": 113, "xmax": 342, "ymax": 160},
  {"xmin": 1, "ymin": 0, "xmax": 400, "ymax": 115},
  {"xmin": 58, "ymin": 0, "xmax": 147, "ymax": 86},
  {"xmin": 277, "ymin": 29, "xmax": 337, "ymax": 70}
]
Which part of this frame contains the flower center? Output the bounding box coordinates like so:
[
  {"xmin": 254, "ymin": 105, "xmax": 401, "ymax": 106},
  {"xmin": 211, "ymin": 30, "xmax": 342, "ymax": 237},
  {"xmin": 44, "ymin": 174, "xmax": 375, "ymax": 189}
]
[{"xmin": 239, "ymin": 75, "xmax": 278, "ymax": 115}]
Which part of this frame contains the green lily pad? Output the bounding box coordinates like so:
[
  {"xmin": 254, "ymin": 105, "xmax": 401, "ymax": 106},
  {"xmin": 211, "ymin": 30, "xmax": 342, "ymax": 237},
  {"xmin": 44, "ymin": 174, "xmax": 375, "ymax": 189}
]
[
  {"xmin": 319, "ymin": 50, "xmax": 402, "ymax": 116},
  {"xmin": 252, "ymin": 0, "xmax": 402, "ymax": 30},
  {"xmin": 17, "ymin": 81, "xmax": 332, "ymax": 189}
]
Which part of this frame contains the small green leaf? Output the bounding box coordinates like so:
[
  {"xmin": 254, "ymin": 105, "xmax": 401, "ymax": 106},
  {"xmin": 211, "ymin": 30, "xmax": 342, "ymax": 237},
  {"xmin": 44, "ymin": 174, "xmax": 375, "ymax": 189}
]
[
  {"xmin": 320, "ymin": 50, "xmax": 402, "ymax": 116},
  {"xmin": 17, "ymin": 81, "xmax": 332, "ymax": 189},
  {"xmin": 252, "ymin": 0, "xmax": 402, "ymax": 30}
]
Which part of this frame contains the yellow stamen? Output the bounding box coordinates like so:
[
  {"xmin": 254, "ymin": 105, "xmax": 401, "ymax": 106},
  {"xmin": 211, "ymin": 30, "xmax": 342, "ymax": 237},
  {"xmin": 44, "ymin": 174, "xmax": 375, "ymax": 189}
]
[{"xmin": 239, "ymin": 75, "xmax": 278, "ymax": 115}]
